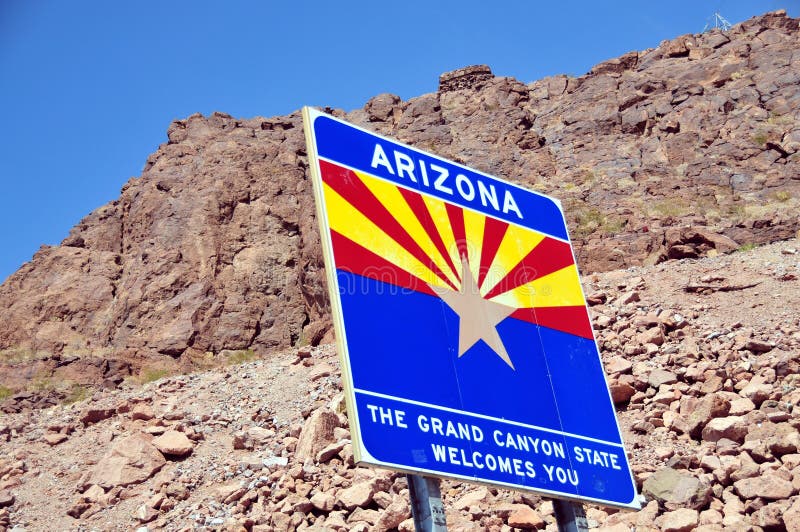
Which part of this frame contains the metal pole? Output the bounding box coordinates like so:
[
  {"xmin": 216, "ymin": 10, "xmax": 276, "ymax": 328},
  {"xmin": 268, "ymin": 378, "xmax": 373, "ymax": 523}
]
[
  {"xmin": 407, "ymin": 474, "xmax": 448, "ymax": 531},
  {"xmin": 553, "ymin": 499, "xmax": 589, "ymax": 532}
]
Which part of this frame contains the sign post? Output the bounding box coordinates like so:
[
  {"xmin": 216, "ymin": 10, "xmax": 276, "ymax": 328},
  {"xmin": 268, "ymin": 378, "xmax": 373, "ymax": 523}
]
[
  {"xmin": 554, "ymin": 499, "xmax": 589, "ymax": 532},
  {"xmin": 407, "ymin": 474, "xmax": 448, "ymax": 531},
  {"xmin": 302, "ymin": 107, "xmax": 639, "ymax": 522}
]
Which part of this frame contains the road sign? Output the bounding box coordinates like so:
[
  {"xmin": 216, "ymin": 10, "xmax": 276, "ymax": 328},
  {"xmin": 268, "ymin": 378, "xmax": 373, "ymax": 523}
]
[{"xmin": 302, "ymin": 107, "xmax": 639, "ymax": 509}]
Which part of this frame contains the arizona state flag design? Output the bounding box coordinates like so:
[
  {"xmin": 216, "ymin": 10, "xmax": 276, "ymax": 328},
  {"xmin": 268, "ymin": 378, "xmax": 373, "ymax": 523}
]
[{"xmin": 303, "ymin": 108, "xmax": 638, "ymax": 509}]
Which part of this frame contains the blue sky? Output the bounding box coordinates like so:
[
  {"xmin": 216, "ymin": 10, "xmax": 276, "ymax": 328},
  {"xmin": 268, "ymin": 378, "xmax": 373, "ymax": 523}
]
[{"xmin": 1, "ymin": 1, "xmax": 797, "ymax": 282}]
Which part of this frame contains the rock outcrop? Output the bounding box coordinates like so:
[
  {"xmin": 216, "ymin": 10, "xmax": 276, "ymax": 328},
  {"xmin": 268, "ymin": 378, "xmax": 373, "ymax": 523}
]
[{"xmin": 1, "ymin": 11, "xmax": 799, "ymax": 402}]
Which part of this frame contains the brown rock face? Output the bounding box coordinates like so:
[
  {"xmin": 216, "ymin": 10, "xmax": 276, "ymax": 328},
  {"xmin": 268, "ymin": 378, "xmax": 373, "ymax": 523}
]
[{"xmin": 1, "ymin": 11, "xmax": 799, "ymax": 398}]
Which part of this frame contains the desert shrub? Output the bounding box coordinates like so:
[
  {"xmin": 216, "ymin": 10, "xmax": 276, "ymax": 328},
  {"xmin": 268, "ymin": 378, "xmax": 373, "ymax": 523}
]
[
  {"xmin": 64, "ymin": 384, "xmax": 91, "ymax": 404},
  {"xmin": 737, "ymin": 243, "xmax": 757, "ymax": 252},
  {"xmin": 224, "ymin": 349, "xmax": 258, "ymax": 365},
  {"xmin": 772, "ymin": 190, "xmax": 791, "ymax": 202},
  {"xmin": 0, "ymin": 385, "xmax": 13, "ymax": 401},
  {"xmin": 752, "ymin": 132, "xmax": 769, "ymax": 146},
  {"xmin": 651, "ymin": 200, "xmax": 686, "ymax": 218},
  {"xmin": 138, "ymin": 367, "xmax": 171, "ymax": 384}
]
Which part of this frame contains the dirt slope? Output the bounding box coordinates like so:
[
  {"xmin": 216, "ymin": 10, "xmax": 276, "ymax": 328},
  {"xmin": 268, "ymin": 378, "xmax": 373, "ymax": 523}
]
[{"xmin": 1, "ymin": 239, "xmax": 798, "ymax": 531}]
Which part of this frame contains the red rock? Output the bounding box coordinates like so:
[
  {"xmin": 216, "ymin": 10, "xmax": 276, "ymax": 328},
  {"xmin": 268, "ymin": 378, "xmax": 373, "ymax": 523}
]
[
  {"xmin": 316, "ymin": 440, "xmax": 346, "ymax": 463},
  {"xmin": 586, "ymin": 291, "xmax": 607, "ymax": 305},
  {"xmin": 673, "ymin": 393, "xmax": 731, "ymax": 438},
  {"xmin": 310, "ymin": 491, "xmax": 335, "ymax": 512},
  {"xmin": 609, "ymin": 381, "xmax": 636, "ymax": 404},
  {"xmin": 744, "ymin": 339, "xmax": 773, "ymax": 353},
  {"xmin": 507, "ymin": 505, "xmax": 545, "ymax": 529},
  {"xmin": 336, "ymin": 480, "xmax": 376, "ymax": 510},
  {"xmin": 438, "ymin": 64, "xmax": 494, "ymax": 92},
  {"xmin": 734, "ymin": 474, "xmax": 795, "ymax": 500},
  {"xmin": 648, "ymin": 368, "xmax": 677, "ymax": 387},
  {"xmin": 654, "ymin": 508, "xmax": 699, "ymax": 532},
  {"xmin": 246, "ymin": 426, "xmax": 274, "ymax": 445},
  {"xmin": 701, "ymin": 416, "xmax": 747, "ymax": 443},
  {"xmin": 642, "ymin": 467, "xmax": 712, "ymax": 510},
  {"xmin": 43, "ymin": 433, "xmax": 68, "ymax": 446},
  {"xmin": 152, "ymin": 430, "xmax": 194, "ymax": 457},
  {"xmin": 216, "ymin": 482, "xmax": 244, "ymax": 503},
  {"xmin": 0, "ymin": 491, "xmax": 14, "ymax": 508},
  {"xmin": 231, "ymin": 430, "xmax": 248, "ymax": 450},
  {"xmin": 81, "ymin": 407, "xmax": 116, "ymax": 425},
  {"xmin": 87, "ymin": 433, "xmax": 166, "ymax": 488},
  {"xmin": 130, "ymin": 404, "xmax": 154, "ymax": 421},
  {"xmin": 66, "ymin": 501, "xmax": 91, "ymax": 518},
  {"xmin": 295, "ymin": 408, "xmax": 339, "ymax": 462},
  {"xmin": 740, "ymin": 380, "xmax": 773, "ymax": 406},
  {"xmin": 375, "ymin": 497, "xmax": 411, "ymax": 531},
  {"xmin": 786, "ymin": 497, "xmax": 800, "ymax": 532},
  {"xmin": 453, "ymin": 486, "xmax": 493, "ymax": 510},
  {"xmin": 621, "ymin": 291, "xmax": 641, "ymax": 304},
  {"xmin": 81, "ymin": 484, "xmax": 105, "ymax": 503},
  {"xmin": 135, "ymin": 504, "xmax": 159, "ymax": 523},
  {"xmin": 753, "ymin": 500, "xmax": 791, "ymax": 530},
  {"xmin": 728, "ymin": 397, "xmax": 755, "ymax": 416},
  {"xmin": 605, "ymin": 356, "xmax": 633, "ymax": 374}
]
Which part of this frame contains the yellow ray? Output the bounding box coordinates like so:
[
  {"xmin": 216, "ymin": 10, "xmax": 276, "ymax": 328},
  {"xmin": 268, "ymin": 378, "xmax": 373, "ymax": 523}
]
[
  {"xmin": 356, "ymin": 170, "xmax": 460, "ymax": 288},
  {"xmin": 323, "ymin": 182, "xmax": 451, "ymax": 290},
  {"xmin": 489, "ymin": 264, "xmax": 584, "ymax": 309},
  {"xmin": 421, "ymin": 194, "xmax": 462, "ymax": 287},
  {"xmin": 462, "ymin": 208, "xmax": 486, "ymax": 286},
  {"xmin": 480, "ymin": 224, "xmax": 546, "ymax": 297}
]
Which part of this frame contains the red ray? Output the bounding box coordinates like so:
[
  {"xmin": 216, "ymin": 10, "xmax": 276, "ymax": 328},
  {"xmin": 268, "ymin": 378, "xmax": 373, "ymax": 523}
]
[
  {"xmin": 320, "ymin": 160, "xmax": 457, "ymax": 291},
  {"xmin": 330, "ymin": 231, "xmax": 436, "ymax": 296},
  {"xmin": 510, "ymin": 306, "xmax": 593, "ymax": 339},
  {"xmin": 397, "ymin": 188, "xmax": 461, "ymax": 282},
  {"xmin": 483, "ymin": 237, "xmax": 575, "ymax": 300},
  {"xmin": 445, "ymin": 203, "xmax": 468, "ymax": 260},
  {"xmin": 477, "ymin": 217, "xmax": 509, "ymax": 289}
]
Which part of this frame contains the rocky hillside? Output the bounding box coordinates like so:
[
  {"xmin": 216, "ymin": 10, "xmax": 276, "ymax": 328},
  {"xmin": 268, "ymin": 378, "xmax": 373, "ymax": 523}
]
[
  {"xmin": 1, "ymin": 240, "xmax": 798, "ymax": 531},
  {"xmin": 1, "ymin": 11, "xmax": 799, "ymax": 404}
]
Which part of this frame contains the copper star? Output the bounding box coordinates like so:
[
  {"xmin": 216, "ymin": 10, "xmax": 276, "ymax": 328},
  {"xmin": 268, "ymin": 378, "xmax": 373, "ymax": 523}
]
[{"xmin": 430, "ymin": 257, "xmax": 518, "ymax": 369}]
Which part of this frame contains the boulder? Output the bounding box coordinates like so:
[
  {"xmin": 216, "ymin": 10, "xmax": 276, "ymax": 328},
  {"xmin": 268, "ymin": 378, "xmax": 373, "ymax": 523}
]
[
  {"xmin": 785, "ymin": 497, "xmax": 800, "ymax": 532},
  {"xmin": 673, "ymin": 394, "xmax": 730, "ymax": 438},
  {"xmin": 130, "ymin": 404, "xmax": 155, "ymax": 421},
  {"xmin": 648, "ymin": 368, "xmax": 677, "ymax": 387},
  {"xmin": 295, "ymin": 408, "xmax": 340, "ymax": 462},
  {"xmin": 152, "ymin": 430, "xmax": 194, "ymax": 457},
  {"xmin": 87, "ymin": 433, "xmax": 166, "ymax": 488},
  {"xmin": 310, "ymin": 491, "xmax": 335, "ymax": 512},
  {"xmin": 654, "ymin": 508, "xmax": 699, "ymax": 532},
  {"xmin": 642, "ymin": 467, "xmax": 713, "ymax": 510},
  {"xmin": 734, "ymin": 474, "xmax": 795, "ymax": 500},
  {"xmin": 0, "ymin": 491, "xmax": 14, "ymax": 508},
  {"xmin": 81, "ymin": 407, "xmax": 116, "ymax": 425},
  {"xmin": 701, "ymin": 416, "xmax": 747, "ymax": 443},
  {"xmin": 336, "ymin": 480, "xmax": 376, "ymax": 510},
  {"xmin": 507, "ymin": 505, "xmax": 545, "ymax": 529},
  {"xmin": 374, "ymin": 497, "xmax": 411, "ymax": 531}
]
